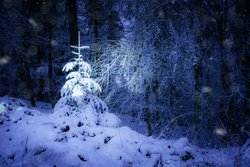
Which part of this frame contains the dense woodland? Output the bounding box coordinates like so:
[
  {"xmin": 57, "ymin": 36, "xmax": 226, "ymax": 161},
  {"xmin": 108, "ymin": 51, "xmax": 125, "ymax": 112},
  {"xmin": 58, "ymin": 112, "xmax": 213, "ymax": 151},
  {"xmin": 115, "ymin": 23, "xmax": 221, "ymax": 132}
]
[{"xmin": 0, "ymin": 0, "xmax": 250, "ymax": 148}]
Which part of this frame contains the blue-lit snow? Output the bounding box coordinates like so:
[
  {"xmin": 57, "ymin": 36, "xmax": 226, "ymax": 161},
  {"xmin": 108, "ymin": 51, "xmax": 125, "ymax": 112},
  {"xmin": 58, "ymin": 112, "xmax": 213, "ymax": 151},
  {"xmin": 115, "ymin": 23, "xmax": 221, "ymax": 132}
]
[{"xmin": 0, "ymin": 96, "xmax": 249, "ymax": 167}]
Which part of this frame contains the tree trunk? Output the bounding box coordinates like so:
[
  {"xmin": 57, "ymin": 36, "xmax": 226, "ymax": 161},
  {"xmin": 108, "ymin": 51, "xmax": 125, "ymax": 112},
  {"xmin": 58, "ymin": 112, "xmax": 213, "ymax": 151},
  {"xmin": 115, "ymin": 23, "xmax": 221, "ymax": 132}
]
[
  {"xmin": 193, "ymin": 0, "xmax": 203, "ymax": 125},
  {"xmin": 88, "ymin": 0, "xmax": 100, "ymax": 41},
  {"xmin": 68, "ymin": 0, "xmax": 78, "ymax": 46},
  {"xmin": 153, "ymin": 78, "xmax": 160, "ymax": 133},
  {"xmin": 24, "ymin": 61, "xmax": 36, "ymax": 107},
  {"xmin": 219, "ymin": 0, "xmax": 232, "ymax": 117},
  {"xmin": 87, "ymin": 0, "xmax": 102, "ymax": 78},
  {"xmin": 48, "ymin": 24, "xmax": 55, "ymax": 107},
  {"xmin": 194, "ymin": 59, "xmax": 202, "ymax": 124},
  {"xmin": 144, "ymin": 80, "xmax": 152, "ymax": 136}
]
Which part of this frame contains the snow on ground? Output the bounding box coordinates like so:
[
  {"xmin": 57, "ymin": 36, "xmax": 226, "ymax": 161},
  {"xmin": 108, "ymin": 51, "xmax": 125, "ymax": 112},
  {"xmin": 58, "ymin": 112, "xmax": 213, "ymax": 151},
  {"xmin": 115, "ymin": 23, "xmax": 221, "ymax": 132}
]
[{"xmin": 0, "ymin": 96, "xmax": 249, "ymax": 167}]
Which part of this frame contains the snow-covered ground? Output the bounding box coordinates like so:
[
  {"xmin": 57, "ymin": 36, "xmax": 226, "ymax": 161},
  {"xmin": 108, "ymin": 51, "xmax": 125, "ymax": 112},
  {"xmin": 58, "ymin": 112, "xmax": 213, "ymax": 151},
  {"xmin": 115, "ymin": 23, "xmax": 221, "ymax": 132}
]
[{"xmin": 0, "ymin": 96, "xmax": 249, "ymax": 167}]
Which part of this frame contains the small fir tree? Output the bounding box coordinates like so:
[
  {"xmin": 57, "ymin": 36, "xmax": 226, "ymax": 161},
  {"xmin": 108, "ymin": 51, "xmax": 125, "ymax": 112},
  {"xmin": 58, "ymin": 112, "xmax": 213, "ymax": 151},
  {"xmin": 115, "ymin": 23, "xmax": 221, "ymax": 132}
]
[{"xmin": 61, "ymin": 31, "xmax": 101, "ymax": 97}]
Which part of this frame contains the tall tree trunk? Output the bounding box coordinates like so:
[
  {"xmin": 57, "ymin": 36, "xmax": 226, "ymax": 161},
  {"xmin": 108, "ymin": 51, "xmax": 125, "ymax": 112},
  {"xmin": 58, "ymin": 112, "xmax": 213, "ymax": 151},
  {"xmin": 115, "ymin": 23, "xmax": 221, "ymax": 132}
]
[
  {"xmin": 219, "ymin": 0, "xmax": 232, "ymax": 118},
  {"xmin": 144, "ymin": 80, "xmax": 152, "ymax": 136},
  {"xmin": 87, "ymin": 0, "xmax": 102, "ymax": 77},
  {"xmin": 221, "ymin": 0, "xmax": 231, "ymax": 91},
  {"xmin": 193, "ymin": 0, "xmax": 203, "ymax": 125},
  {"xmin": 68, "ymin": 0, "xmax": 78, "ymax": 46},
  {"xmin": 48, "ymin": 24, "xmax": 55, "ymax": 107},
  {"xmin": 194, "ymin": 59, "xmax": 202, "ymax": 124},
  {"xmin": 24, "ymin": 61, "xmax": 36, "ymax": 107},
  {"xmin": 88, "ymin": 0, "xmax": 100, "ymax": 41},
  {"xmin": 153, "ymin": 79, "xmax": 160, "ymax": 132}
]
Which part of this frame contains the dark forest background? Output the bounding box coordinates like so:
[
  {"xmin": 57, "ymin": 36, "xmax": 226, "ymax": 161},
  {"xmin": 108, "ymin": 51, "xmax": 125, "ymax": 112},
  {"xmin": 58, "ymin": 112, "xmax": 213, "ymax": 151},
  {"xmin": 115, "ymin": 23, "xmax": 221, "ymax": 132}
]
[{"xmin": 0, "ymin": 0, "xmax": 250, "ymax": 148}]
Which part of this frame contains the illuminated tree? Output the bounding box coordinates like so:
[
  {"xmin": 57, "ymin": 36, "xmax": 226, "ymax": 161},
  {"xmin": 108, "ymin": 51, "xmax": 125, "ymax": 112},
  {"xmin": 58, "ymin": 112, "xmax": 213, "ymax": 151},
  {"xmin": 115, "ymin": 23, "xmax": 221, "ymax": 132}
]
[{"xmin": 61, "ymin": 31, "xmax": 101, "ymax": 98}]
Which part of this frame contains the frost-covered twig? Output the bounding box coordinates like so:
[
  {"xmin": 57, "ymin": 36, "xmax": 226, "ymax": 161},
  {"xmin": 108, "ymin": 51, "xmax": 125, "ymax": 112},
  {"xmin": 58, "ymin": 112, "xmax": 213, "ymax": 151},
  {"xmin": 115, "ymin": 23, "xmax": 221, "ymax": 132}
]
[{"xmin": 157, "ymin": 112, "xmax": 193, "ymax": 140}]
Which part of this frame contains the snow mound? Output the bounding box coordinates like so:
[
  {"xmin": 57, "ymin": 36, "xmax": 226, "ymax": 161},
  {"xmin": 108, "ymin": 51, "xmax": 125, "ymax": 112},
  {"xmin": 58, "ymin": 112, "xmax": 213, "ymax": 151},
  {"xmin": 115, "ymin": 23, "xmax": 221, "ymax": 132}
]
[
  {"xmin": 0, "ymin": 96, "xmax": 248, "ymax": 167},
  {"xmin": 53, "ymin": 95, "xmax": 120, "ymax": 127},
  {"xmin": 0, "ymin": 96, "xmax": 27, "ymax": 113}
]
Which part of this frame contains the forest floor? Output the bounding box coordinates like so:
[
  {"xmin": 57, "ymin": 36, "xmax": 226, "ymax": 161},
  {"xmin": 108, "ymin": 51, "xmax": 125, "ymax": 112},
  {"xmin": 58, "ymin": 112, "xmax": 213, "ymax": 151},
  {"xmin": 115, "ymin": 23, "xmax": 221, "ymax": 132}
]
[{"xmin": 0, "ymin": 96, "xmax": 249, "ymax": 167}]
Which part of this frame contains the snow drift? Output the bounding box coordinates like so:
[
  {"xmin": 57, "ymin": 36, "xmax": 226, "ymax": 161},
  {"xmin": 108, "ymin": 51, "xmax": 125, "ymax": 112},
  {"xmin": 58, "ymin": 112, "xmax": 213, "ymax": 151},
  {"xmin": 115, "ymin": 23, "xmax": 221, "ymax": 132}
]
[{"xmin": 0, "ymin": 96, "xmax": 249, "ymax": 167}]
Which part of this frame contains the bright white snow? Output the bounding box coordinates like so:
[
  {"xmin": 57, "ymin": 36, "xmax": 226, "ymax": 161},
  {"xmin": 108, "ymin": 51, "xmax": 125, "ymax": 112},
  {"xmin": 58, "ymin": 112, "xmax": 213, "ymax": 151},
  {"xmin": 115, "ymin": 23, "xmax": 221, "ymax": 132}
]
[{"xmin": 0, "ymin": 96, "xmax": 249, "ymax": 167}]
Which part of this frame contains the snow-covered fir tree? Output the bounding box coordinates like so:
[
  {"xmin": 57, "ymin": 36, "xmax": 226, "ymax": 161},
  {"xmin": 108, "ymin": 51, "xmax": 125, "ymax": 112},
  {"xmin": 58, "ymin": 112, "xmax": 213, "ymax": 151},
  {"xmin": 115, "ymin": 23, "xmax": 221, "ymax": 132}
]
[
  {"xmin": 61, "ymin": 32, "xmax": 101, "ymax": 97},
  {"xmin": 54, "ymin": 31, "xmax": 120, "ymax": 128}
]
